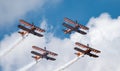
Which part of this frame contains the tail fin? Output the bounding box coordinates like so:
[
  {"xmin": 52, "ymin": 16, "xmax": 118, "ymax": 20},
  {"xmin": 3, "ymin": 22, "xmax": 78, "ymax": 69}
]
[
  {"xmin": 18, "ymin": 31, "xmax": 24, "ymax": 36},
  {"xmin": 62, "ymin": 29, "xmax": 71, "ymax": 34},
  {"xmin": 18, "ymin": 31, "xmax": 29, "ymax": 38},
  {"xmin": 74, "ymin": 52, "xmax": 82, "ymax": 56},
  {"xmin": 74, "ymin": 52, "xmax": 84, "ymax": 57},
  {"xmin": 32, "ymin": 56, "xmax": 38, "ymax": 63},
  {"xmin": 18, "ymin": 31, "xmax": 22, "ymax": 34}
]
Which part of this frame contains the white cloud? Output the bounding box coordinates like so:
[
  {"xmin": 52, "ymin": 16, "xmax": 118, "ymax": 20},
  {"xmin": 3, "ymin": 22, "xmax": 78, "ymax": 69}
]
[
  {"xmin": 70, "ymin": 13, "xmax": 120, "ymax": 71},
  {"xmin": 0, "ymin": 0, "xmax": 62, "ymax": 26},
  {"xmin": 0, "ymin": 19, "xmax": 47, "ymax": 71},
  {"xmin": 0, "ymin": 13, "xmax": 120, "ymax": 71}
]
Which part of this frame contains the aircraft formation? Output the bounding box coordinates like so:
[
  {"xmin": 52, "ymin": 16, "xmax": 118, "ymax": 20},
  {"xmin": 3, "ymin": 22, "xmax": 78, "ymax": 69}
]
[
  {"xmin": 1, "ymin": 17, "xmax": 101, "ymax": 71},
  {"xmin": 18, "ymin": 17, "xmax": 101, "ymax": 69},
  {"xmin": 18, "ymin": 19, "xmax": 58, "ymax": 62},
  {"xmin": 62, "ymin": 17, "xmax": 101, "ymax": 57}
]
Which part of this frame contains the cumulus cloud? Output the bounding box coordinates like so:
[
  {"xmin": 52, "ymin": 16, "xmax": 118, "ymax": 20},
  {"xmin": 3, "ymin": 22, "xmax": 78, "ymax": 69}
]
[
  {"xmin": 0, "ymin": 19, "xmax": 47, "ymax": 71},
  {"xmin": 0, "ymin": 19, "xmax": 74, "ymax": 71},
  {"xmin": 0, "ymin": 13, "xmax": 120, "ymax": 71},
  {"xmin": 70, "ymin": 13, "xmax": 120, "ymax": 71},
  {"xmin": 0, "ymin": 0, "xmax": 62, "ymax": 26}
]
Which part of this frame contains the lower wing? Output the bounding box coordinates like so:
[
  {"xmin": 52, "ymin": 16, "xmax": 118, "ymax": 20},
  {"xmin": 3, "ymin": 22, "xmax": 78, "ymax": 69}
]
[
  {"xmin": 63, "ymin": 22, "xmax": 74, "ymax": 30},
  {"xmin": 74, "ymin": 47, "xmax": 85, "ymax": 54},
  {"xmin": 46, "ymin": 56, "xmax": 56, "ymax": 61},
  {"xmin": 76, "ymin": 30, "xmax": 87, "ymax": 35},
  {"xmin": 18, "ymin": 25, "xmax": 30, "ymax": 32},
  {"xmin": 87, "ymin": 53, "xmax": 99, "ymax": 58},
  {"xmin": 31, "ymin": 31, "xmax": 43, "ymax": 37},
  {"xmin": 31, "ymin": 51, "xmax": 43, "ymax": 57}
]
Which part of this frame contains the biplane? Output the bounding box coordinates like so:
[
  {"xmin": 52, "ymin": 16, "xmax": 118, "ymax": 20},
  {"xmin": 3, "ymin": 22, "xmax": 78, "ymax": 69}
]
[
  {"xmin": 62, "ymin": 17, "xmax": 89, "ymax": 35},
  {"xmin": 18, "ymin": 19, "xmax": 45, "ymax": 37},
  {"xmin": 31, "ymin": 46, "xmax": 58, "ymax": 62},
  {"xmin": 74, "ymin": 42, "xmax": 101, "ymax": 58}
]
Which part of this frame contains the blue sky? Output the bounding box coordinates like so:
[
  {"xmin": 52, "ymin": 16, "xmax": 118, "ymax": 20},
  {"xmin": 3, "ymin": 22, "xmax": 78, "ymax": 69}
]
[
  {"xmin": 0, "ymin": 0, "xmax": 120, "ymax": 71},
  {"xmin": 1, "ymin": 0, "xmax": 120, "ymax": 40}
]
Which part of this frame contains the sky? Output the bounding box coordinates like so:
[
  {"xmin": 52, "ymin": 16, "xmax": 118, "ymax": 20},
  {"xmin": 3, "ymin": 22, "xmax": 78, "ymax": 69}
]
[{"xmin": 0, "ymin": 0, "xmax": 120, "ymax": 71}]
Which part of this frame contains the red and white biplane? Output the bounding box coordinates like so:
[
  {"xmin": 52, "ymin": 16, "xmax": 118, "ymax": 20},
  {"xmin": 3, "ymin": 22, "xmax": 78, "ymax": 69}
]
[
  {"xmin": 31, "ymin": 46, "xmax": 58, "ymax": 62},
  {"xmin": 18, "ymin": 19, "xmax": 45, "ymax": 37},
  {"xmin": 74, "ymin": 42, "xmax": 101, "ymax": 58},
  {"xmin": 63, "ymin": 17, "xmax": 89, "ymax": 35}
]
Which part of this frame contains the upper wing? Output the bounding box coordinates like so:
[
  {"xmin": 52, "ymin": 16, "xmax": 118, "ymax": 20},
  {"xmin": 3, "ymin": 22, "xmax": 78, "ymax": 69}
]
[
  {"xmin": 64, "ymin": 17, "xmax": 77, "ymax": 25},
  {"xmin": 34, "ymin": 26, "xmax": 45, "ymax": 32},
  {"xmin": 75, "ymin": 42, "xmax": 88, "ymax": 48},
  {"xmin": 46, "ymin": 56, "xmax": 56, "ymax": 61},
  {"xmin": 77, "ymin": 24, "xmax": 89, "ymax": 30},
  {"xmin": 19, "ymin": 19, "xmax": 33, "ymax": 27},
  {"xmin": 19, "ymin": 19, "xmax": 45, "ymax": 32},
  {"xmin": 46, "ymin": 50, "xmax": 58, "ymax": 56},
  {"xmin": 32, "ymin": 46, "xmax": 58, "ymax": 56},
  {"xmin": 64, "ymin": 17, "xmax": 89, "ymax": 30},
  {"xmin": 32, "ymin": 46, "xmax": 46, "ymax": 52},
  {"xmin": 75, "ymin": 42, "xmax": 101, "ymax": 53},
  {"xmin": 74, "ymin": 47, "xmax": 99, "ymax": 58}
]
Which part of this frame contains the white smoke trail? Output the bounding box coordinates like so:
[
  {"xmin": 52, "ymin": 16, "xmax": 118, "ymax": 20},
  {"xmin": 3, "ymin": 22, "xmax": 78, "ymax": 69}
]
[
  {"xmin": 55, "ymin": 55, "xmax": 84, "ymax": 71},
  {"xmin": 17, "ymin": 59, "xmax": 41, "ymax": 71},
  {"xmin": 0, "ymin": 36, "xmax": 27, "ymax": 58}
]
